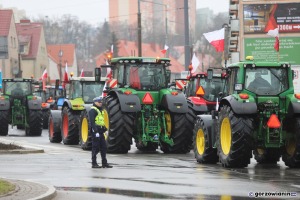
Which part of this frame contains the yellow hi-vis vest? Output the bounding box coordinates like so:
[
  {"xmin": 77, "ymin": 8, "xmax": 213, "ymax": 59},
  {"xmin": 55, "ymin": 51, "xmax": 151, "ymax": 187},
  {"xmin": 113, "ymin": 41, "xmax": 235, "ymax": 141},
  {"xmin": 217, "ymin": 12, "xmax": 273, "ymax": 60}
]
[{"xmin": 91, "ymin": 106, "xmax": 105, "ymax": 126}]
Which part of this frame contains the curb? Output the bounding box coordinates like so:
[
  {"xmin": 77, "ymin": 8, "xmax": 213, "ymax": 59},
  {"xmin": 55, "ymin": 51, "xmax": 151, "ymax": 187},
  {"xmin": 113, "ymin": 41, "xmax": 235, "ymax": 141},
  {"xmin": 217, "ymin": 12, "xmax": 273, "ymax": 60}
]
[
  {"xmin": 29, "ymin": 184, "xmax": 57, "ymax": 200},
  {"xmin": 0, "ymin": 138, "xmax": 44, "ymax": 154}
]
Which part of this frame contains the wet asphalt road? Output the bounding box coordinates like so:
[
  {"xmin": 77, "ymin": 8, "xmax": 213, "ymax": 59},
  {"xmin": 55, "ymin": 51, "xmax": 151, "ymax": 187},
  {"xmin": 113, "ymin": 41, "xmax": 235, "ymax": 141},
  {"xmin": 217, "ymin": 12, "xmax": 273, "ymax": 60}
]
[{"xmin": 0, "ymin": 128, "xmax": 300, "ymax": 200}]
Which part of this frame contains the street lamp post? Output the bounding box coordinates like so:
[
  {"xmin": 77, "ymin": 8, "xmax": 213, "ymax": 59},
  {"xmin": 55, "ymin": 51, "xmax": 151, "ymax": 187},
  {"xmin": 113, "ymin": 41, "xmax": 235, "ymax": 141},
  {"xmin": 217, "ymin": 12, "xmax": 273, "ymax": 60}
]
[
  {"xmin": 184, "ymin": 0, "xmax": 190, "ymax": 71},
  {"xmin": 222, "ymin": 23, "xmax": 230, "ymax": 68},
  {"xmin": 137, "ymin": 0, "xmax": 142, "ymax": 57},
  {"xmin": 58, "ymin": 49, "xmax": 63, "ymax": 82}
]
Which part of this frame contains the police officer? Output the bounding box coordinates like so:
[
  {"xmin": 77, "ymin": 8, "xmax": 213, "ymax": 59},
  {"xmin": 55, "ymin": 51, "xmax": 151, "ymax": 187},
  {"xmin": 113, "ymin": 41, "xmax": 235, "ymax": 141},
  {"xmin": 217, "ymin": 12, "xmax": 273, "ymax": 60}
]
[{"xmin": 89, "ymin": 96, "xmax": 112, "ymax": 168}]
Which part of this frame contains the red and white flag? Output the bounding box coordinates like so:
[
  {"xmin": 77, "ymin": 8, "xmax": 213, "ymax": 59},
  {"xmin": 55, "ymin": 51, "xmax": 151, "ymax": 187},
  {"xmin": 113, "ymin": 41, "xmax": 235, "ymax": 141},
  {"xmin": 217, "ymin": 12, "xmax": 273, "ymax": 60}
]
[
  {"xmin": 40, "ymin": 69, "xmax": 47, "ymax": 80},
  {"xmin": 203, "ymin": 28, "xmax": 225, "ymax": 52},
  {"xmin": 191, "ymin": 53, "xmax": 200, "ymax": 73},
  {"xmin": 111, "ymin": 44, "xmax": 114, "ymax": 53},
  {"xmin": 80, "ymin": 68, "xmax": 84, "ymax": 77},
  {"xmin": 265, "ymin": 4, "xmax": 279, "ymax": 51},
  {"xmin": 161, "ymin": 44, "xmax": 169, "ymax": 54},
  {"xmin": 62, "ymin": 62, "xmax": 69, "ymax": 88}
]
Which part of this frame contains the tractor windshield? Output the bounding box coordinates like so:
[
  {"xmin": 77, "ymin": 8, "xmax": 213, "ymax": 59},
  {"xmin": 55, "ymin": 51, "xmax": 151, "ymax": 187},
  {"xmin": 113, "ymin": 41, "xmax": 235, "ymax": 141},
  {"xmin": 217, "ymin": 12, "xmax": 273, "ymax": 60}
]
[
  {"xmin": 125, "ymin": 63, "xmax": 167, "ymax": 90},
  {"xmin": 4, "ymin": 81, "xmax": 32, "ymax": 96},
  {"xmin": 82, "ymin": 82, "xmax": 104, "ymax": 102},
  {"xmin": 200, "ymin": 77, "xmax": 224, "ymax": 101},
  {"xmin": 245, "ymin": 67, "xmax": 289, "ymax": 95}
]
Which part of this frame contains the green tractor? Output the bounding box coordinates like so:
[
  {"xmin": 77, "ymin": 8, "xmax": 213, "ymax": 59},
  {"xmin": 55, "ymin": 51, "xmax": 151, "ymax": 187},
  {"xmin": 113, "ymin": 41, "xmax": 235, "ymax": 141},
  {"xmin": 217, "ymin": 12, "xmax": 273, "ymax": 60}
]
[
  {"xmin": 100, "ymin": 57, "xmax": 191, "ymax": 154},
  {"xmin": 0, "ymin": 78, "xmax": 43, "ymax": 136},
  {"xmin": 193, "ymin": 57, "xmax": 300, "ymax": 168},
  {"xmin": 48, "ymin": 77, "xmax": 105, "ymax": 145}
]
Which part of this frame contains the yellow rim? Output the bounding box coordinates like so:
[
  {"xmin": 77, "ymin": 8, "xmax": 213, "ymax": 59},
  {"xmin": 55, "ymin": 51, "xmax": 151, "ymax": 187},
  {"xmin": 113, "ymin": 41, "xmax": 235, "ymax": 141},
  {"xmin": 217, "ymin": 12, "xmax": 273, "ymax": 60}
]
[
  {"xmin": 103, "ymin": 108, "xmax": 109, "ymax": 140},
  {"xmin": 81, "ymin": 117, "xmax": 88, "ymax": 143},
  {"xmin": 165, "ymin": 112, "xmax": 172, "ymax": 137},
  {"xmin": 196, "ymin": 129, "xmax": 205, "ymax": 155},
  {"xmin": 220, "ymin": 117, "xmax": 231, "ymax": 155},
  {"xmin": 286, "ymin": 139, "xmax": 296, "ymax": 156}
]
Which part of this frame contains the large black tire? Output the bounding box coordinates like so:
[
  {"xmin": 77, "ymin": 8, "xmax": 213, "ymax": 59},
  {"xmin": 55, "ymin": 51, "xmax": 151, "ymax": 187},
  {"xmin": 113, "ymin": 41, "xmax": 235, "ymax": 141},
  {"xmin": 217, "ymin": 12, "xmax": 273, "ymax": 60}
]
[
  {"xmin": 42, "ymin": 109, "xmax": 50, "ymax": 129},
  {"xmin": 160, "ymin": 111, "xmax": 191, "ymax": 154},
  {"xmin": 48, "ymin": 110, "xmax": 62, "ymax": 143},
  {"xmin": 193, "ymin": 117, "xmax": 218, "ymax": 164},
  {"xmin": 186, "ymin": 100, "xmax": 198, "ymax": 150},
  {"xmin": 104, "ymin": 95, "xmax": 134, "ymax": 153},
  {"xmin": 217, "ymin": 105, "xmax": 254, "ymax": 168},
  {"xmin": 253, "ymin": 148, "xmax": 281, "ymax": 164},
  {"xmin": 61, "ymin": 107, "xmax": 80, "ymax": 145},
  {"xmin": 26, "ymin": 110, "xmax": 43, "ymax": 136},
  {"xmin": 282, "ymin": 118, "xmax": 300, "ymax": 168},
  {"xmin": 79, "ymin": 110, "xmax": 92, "ymax": 150},
  {"xmin": 0, "ymin": 110, "xmax": 9, "ymax": 136}
]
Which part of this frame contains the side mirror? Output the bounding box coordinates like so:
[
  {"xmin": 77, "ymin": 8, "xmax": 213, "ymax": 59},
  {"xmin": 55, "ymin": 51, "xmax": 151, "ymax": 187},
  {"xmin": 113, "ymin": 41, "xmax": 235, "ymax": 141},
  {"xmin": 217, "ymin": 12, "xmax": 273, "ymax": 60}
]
[
  {"xmin": 166, "ymin": 69, "xmax": 171, "ymax": 83},
  {"xmin": 95, "ymin": 68, "xmax": 101, "ymax": 82},
  {"xmin": 292, "ymin": 70, "xmax": 295, "ymax": 80},
  {"xmin": 207, "ymin": 69, "xmax": 213, "ymax": 80},
  {"xmin": 39, "ymin": 82, "xmax": 43, "ymax": 90},
  {"xmin": 55, "ymin": 79, "xmax": 60, "ymax": 90}
]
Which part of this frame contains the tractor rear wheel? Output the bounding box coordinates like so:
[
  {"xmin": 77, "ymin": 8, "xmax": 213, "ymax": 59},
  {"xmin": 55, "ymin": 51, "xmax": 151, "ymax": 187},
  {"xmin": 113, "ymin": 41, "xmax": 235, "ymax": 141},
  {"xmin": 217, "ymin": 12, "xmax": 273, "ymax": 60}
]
[
  {"xmin": 217, "ymin": 105, "xmax": 254, "ymax": 168},
  {"xmin": 282, "ymin": 118, "xmax": 300, "ymax": 168},
  {"xmin": 253, "ymin": 148, "xmax": 281, "ymax": 164},
  {"xmin": 48, "ymin": 111, "xmax": 62, "ymax": 143},
  {"xmin": 42, "ymin": 109, "xmax": 50, "ymax": 129},
  {"xmin": 160, "ymin": 111, "xmax": 190, "ymax": 154},
  {"xmin": 104, "ymin": 95, "xmax": 134, "ymax": 153},
  {"xmin": 61, "ymin": 107, "xmax": 80, "ymax": 145},
  {"xmin": 79, "ymin": 110, "xmax": 92, "ymax": 150},
  {"xmin": 0, "ymin": 110, "xmax": 9, "ymax": 136},
  {"xmin": 26, "ymin": 110, "xmax": 43, "ymax": 136},
  {"xmin": 186, "ymin": 100, "xmax": 198, "ymax": 150},
  {"xmin": 193, "ymin": 117, "xmax": 218, "ymax": 164}
]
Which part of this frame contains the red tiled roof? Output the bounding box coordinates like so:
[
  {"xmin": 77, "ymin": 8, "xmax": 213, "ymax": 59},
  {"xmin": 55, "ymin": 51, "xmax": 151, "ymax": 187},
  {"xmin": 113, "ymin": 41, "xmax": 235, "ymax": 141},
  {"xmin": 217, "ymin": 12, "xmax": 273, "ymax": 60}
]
[
  {"xmin": 16, "ymin": 20, "xmax": 43, "ymax": 59},
  {"xmin": 0, "ymin": 10, "xmax": 13, "ymax": 36},
  {"xmin": 47, "ymin": 44, "xmax": 75, "ymax": 66},
  {"xmin": 95, "ymin": 40, "xmax": 184, "ymax": 73}
]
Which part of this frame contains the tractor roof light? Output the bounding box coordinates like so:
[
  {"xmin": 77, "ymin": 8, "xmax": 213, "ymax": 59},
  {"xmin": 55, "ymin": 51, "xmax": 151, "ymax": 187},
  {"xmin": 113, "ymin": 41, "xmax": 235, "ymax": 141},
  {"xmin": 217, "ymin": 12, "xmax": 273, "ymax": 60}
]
[
  {"xmin": 239, "ymin": 93, "xmax": 249, "ymax": 99},
  {"xmin": 295, "ymin": 94, "xmax": 300, "ymax": 99},
  {"xmin": 267, "ymin": 114, "xmax": 281, "ymax": 129}
]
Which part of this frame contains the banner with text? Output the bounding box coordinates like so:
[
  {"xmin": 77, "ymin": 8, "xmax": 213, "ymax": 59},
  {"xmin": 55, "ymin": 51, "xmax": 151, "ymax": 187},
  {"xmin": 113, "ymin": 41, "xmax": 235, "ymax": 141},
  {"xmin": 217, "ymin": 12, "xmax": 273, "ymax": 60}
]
[{"xmin": 244, "ymin": 37, "xmax": 300, "ymax": 65}]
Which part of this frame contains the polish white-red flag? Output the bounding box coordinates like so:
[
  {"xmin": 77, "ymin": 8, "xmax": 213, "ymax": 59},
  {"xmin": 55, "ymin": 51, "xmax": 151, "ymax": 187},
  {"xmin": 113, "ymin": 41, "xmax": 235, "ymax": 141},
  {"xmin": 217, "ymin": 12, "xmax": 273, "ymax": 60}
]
[
  {"xmin": 62, "ymin": 62, "xmax": 69, "ymax": 88},
  {"xmin": 191, "ymin": 53, "xmax": 200, "ymax": 73},
  {"xmin": 80, "ymin": 68, "xmax": 84, "ymax": 77},
  {"xmin": 265, "ymin": 4, "xmax": 279, "ymax": 52},
  {"xmin": 111, "ymin": 44, "xmax": 114, "ymax": 53},
  {"xmin": 203, "ymin": 28, "xmax": 225, "ymax": 52},
  {"xmin": 39, "ymin": 69, "xmax": 47, "ymax": 80},
  {"xmin": 106, "ymin": 67, "xmax": 112, "ymax": 79},
  {"xmin": 161, "ymin": 44, "xmax": 169, "ymax": 54}
]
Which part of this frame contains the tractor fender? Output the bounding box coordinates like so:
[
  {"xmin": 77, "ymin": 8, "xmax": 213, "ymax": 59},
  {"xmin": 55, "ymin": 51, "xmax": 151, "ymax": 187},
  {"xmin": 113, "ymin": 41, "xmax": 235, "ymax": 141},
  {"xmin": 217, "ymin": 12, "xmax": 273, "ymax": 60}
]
[
  {"xmin": 0, "ymin": 98, "xmax": 10, "ymax": 110},
  {"xmin": 220, "ymin": 96, "xmax": 257, "ymax": 115},
  {"xmin": 287, "ymin": 102, "xmax": 300, "ymax": 117},
  {"xmin": 196, "ymin": 115, "xmax": 215, "ymax": 148},
  {"xmin": 62, "ymin": 100, "xmax": 72, "ymax": 109},
  {"xmin": 162, "ymin": 93, "xmax": 188, "ymax": 113},
  {"xmin": 50, "ymin": 110, "xmax": 62, "ymax": 133},
  {"xmin": 115, "ymin": 92, "xmax": 141, "ymax": 112},
  {"xmin": 28, "ymin": 97, "xmax": 42, "ymax": 110},
  {"xmin": 188, "ymin": 98, "xmax": 208, "ymax": 113}
]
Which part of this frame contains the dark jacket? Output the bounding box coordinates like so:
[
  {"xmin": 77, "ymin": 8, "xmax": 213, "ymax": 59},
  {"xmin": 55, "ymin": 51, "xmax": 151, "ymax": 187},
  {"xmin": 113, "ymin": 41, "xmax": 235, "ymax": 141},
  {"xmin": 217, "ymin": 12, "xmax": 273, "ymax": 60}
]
[{"xmin": 248, "ymin": 77, "xmax": 272, "ymax": 92}]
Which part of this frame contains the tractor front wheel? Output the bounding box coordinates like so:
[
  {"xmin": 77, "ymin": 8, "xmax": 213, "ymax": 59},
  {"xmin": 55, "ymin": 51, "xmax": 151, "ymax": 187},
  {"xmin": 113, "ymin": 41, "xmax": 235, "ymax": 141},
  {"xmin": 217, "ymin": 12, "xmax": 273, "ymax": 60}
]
[
  {"xmin": 253, "ymin": 148, "xmax": 281, "ymax": 164},
  {"xmin": 42, "ymin": 109, "xmax": 50, "ymax": 129},
  {"xmin": 0, "ymin": 110, "xmax": 9, "ymax": 136},
  {"xmin": 61, "ymin": 107, "xmax": 80, "ymax": 145},
  {"xmin": 48, "ymin": 111, "xmax": 62, "ymax": 143},
  {"xmin": 217, "ymin": 105, "xmax": 254, "ymax": 168},
  {"xmin": 79, "ymin": 110, "xmax": 92, "ymax": 150},
  {"xmin": 282, "ymin": 118, "xmax": 300, "ymax": 168},
  {"xmin": 193, "ymin": 117, "xmax": 218, "ymax": 164}
]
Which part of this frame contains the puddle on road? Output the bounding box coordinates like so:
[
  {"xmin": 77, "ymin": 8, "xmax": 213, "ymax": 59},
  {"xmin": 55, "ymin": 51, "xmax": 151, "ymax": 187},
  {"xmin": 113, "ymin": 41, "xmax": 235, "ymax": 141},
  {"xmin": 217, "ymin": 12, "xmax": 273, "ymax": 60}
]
[{"xmin": 55, "ymin": 186, "xmax": 247, "ymax": 199}]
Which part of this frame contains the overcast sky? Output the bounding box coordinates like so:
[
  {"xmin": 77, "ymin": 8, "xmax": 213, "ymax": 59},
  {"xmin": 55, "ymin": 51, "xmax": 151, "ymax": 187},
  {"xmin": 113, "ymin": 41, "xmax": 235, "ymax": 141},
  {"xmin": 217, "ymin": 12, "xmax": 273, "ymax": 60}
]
[{"xmin": 0, "ymin": 0, "xmax": 228, "ymax": 25}]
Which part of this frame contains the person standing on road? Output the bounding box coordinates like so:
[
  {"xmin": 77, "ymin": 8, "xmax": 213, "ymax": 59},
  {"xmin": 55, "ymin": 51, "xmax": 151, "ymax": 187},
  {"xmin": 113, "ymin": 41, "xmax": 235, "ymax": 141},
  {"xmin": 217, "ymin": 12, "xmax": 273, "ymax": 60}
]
[{"xmin": 89, "ymin": 96, "xmax": 112, "ymax": 168}]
